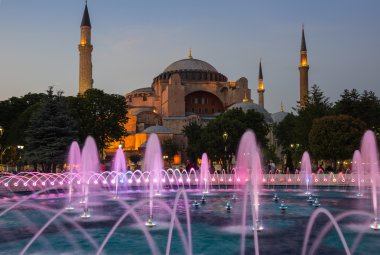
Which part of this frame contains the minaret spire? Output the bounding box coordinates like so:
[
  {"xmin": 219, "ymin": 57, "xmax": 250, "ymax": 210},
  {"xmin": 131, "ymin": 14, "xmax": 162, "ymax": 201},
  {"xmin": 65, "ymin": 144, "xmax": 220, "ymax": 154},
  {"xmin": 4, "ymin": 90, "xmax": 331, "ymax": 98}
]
[
  {"xmin": 257, "ymin": 59, "xmax": 265, "ymax": 107},
  {"xmin": 301, "ymin": 24, "xmax": 307, "ymax": 51},
  {"xmin": 299, "ymin": 24, "xmax": 309, "ymax": 107},
  {"xmin": 188, "ymin": 48, "xmax": 193, "ymax": 59},
  {"xmin": 280, "ymin": 102, "xmax": 284, "ymax": 112},
  {"xmin": 81, "ymin": 1, "xmax": 91, "ymax": 28},
  {"xmin": 78, "ymin": 1, "xmax": 93, "ymax": 94}
]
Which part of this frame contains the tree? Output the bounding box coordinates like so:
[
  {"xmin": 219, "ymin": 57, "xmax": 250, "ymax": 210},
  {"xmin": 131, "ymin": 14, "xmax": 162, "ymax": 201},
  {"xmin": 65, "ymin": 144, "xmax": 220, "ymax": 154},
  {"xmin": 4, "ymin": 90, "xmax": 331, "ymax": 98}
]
[
  {"xmin": 334, "ymin": 89, "xmax": 380, "ymax": 129},
  {"xmin": 182, "ymin": 121, "xmax": 203, "ymax": 164},
  {"xmin": 23, "ymin": 87, "xmax": 78, "ymax": 172},
  {"xmin": 293, "ymin": 84, "xmax": 333, "ymax": 150},
  {"xmin": 273, "ymin": 113, "xmax": 297, "ymax": 150},
  {"xmin": 0, "ymin": 93, "xmax": 46, "ymax": 164},
  {"xmin": 162, "ymin": 138, "xmax": 179, "ymax": 167},
  {"xmin": 273, "ymin": 114, "xmax": 300, "ymax": 170},
  {"xmin": 199, "ymin": 108, "xmax": 269, "ymax": 172},
  {"xmin": 67, "ymin": 89, "xmax": 128, "ymax": 157},
  {"xmin": 129, "ymin": 154, "xmax": 142, "ymax": 170},
  {"xmin": 309, "ymin": 115, "xmax": 366, "ymax": 170}
]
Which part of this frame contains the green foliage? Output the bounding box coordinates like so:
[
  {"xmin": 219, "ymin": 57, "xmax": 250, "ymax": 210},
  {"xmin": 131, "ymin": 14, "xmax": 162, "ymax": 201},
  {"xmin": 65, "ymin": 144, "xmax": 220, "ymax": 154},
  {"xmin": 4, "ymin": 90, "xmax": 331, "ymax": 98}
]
[
  {"xmin": 23, "ymin": 87, "xmax": 78, "ymax": 171},
  {"xmin": 0, "ymin": 93, "xmax": 46, "ymax": 164},
  {"xmin": 129, "ymin": 154, "xmax": 142, "ymax": 170},
  {"xmin": 129, "ymin": 154, "xmax": 142, "ymax": 165},
  {"xmin": 273, "ymin": 113, "xmax": 297, "ymax": 151},
  {"xmin": 5, "ymin": 103, "xmax": 41, "ymax": 146},
  {"xmin": 334, "ymin": 89, "xmax": 380, "ymax": 129},
  {"xmin": 309, "ymin": 115, "xmax": 366, "ymax": 161},
  {"xmin": 182, "ymin": 121, "xmax": 203, "ymax": 163},
  {"xmin": 294, "ymin": 84, "xmax": 333, "ymax": 149},
  {"xmin": 184, "ymin": 108, "xmax": 269, "ymax": 171},
  {"xmin": 162, "ymin": 138, "xmax": 179, "ymax": 166},
  {"xmin": 66, "ymin": 89, "xmax": 128, "ymax": 155}
]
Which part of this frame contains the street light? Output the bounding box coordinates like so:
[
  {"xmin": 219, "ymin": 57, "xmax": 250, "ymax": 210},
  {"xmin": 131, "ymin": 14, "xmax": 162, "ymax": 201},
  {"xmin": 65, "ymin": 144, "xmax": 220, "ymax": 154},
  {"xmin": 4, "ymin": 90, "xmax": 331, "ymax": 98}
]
[
  {"xmin": 17, "ymin": 145, "xmax": 24, "ymax": 159},
  {"xmin": 0, "ymin": 126, "xmax": 3, "ymax": 136},
  {"xmin": 290, "ymin": 143, "xmax": 300, "ymax": 170},
  {"xmin": 222, "ymin": 131, "xmax": 228, "ymax": 171},
  {"xmin": 223, "ymin": 132, "xmax": 228, "ymax": 149}
]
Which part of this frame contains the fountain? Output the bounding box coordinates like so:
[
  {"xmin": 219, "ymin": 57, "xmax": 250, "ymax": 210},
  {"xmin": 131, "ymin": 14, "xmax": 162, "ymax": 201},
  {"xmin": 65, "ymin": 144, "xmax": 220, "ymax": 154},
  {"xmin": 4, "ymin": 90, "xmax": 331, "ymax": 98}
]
[
  {"xmin": 360, "ymin": 130, "xmax": 380, "ymax": 230},
  {"xmin": 312, "ymin": 198, "xmax": 321, "ymax": 207},
  {"xmin": 80, "ymin": 136, "xmax": 99, "ymax": 218},
  {"xmin": 279, "ymin": 200, "xmax": 288, "ymax": 211},
  {"xmin": 352, "ymin": 150, "xmax": 364, "ymax": 197},
  {"xmin": 225, "ymin": 201, "xmax": 232, "ymax": 211},
  {"xmin": 112, "ymin": 147, "xmax": 127, "ymax": 199},
  {"xmin": 143, "ymin": 134, "xmax": 163, "ymax": 227},
  {"xmin": 236, "ymin": 130, "xmax": 263, "ymax": 254},
  {"xmin": 65, "ymin": 141, "xmax": 81, "ymax": 210},
  {"xmin": 201, "ymin": 194, "xmax": 206, "ymax": 204},
  {"xmin": 200, "ymin": 153, "xmax": 210, "ymax": 194},
  {"xmin": 301, "ymin": 151, "xmax": 312, "ymax": 195},
  {"xmin": 307, "ymin": 195, "xmax": 314, "ymax": 204},
  {"xmin": 192, "ymin": 201, "xmax": 200, "ymax": 208},
  {"xmin": 1, "ymin": 130, "xmax": 380, "ymax": 254}
]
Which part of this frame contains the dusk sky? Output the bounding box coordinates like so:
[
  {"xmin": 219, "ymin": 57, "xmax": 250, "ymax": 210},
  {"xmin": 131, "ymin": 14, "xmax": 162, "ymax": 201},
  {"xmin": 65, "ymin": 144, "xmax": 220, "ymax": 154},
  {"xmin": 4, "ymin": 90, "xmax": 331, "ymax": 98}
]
[{"xmin": 0, "ymin": 0, "xmax": 379, "ymax": 113}]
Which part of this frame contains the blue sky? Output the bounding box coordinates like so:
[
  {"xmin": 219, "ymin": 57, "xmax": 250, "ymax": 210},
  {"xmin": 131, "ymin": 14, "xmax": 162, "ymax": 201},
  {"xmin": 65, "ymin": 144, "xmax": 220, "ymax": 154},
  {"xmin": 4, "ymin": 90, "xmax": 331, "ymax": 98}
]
[{"xmin": 0, "ymin": 0, "xmax": 379, "ymax": 113}]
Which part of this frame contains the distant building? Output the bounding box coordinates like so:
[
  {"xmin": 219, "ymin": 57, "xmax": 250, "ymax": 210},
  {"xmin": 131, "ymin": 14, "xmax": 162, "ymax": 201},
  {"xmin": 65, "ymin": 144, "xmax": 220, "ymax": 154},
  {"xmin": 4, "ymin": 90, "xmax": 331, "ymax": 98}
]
[{"xmin": 78, "ymin": 3, "xmax": 311, "ymax": 164}]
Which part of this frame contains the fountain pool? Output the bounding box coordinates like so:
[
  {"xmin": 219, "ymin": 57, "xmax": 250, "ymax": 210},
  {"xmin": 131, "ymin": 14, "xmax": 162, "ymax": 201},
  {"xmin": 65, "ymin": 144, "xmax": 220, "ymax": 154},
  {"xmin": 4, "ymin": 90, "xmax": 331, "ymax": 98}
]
[
  {"xmin": 0, "ymin": 187, "xmax": 378, "ymax": 255},
  {"xmin": 0, "ymin": 130, "xmax": 379, "ymax": 254}
]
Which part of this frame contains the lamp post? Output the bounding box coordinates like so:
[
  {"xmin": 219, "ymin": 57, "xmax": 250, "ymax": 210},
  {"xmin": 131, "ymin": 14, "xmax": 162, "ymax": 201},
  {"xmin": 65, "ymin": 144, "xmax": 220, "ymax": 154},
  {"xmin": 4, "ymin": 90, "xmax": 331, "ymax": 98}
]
[
  {"xmin": 17, "ymin": 145, "xmax": 24, "ymax": 159},
  {"xmin": 222, "ymin": 131, "xmax": 228, "ymax": 172},
  {"xmin": 290, "ymin": 143, "xmax": 300, "ymax": 170},
  {"xmin": 163, "ymin": 155, "xmax": 168, "ymax": 167},
  {"xmin": 17, "ymin": 145, "xmax": 24, "ymax": 171}
]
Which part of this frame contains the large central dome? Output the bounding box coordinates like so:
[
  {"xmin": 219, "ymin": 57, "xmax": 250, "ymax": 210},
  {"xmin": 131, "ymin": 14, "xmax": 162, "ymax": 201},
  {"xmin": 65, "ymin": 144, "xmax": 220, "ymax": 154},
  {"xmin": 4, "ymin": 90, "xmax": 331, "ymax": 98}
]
[
  {"xmin": 163, "ymin": 58, "xmax": 218, "ymax": 73},
  {"xmin": 153, "ymin": 55, "xmax": 227, "ymax": 83}
]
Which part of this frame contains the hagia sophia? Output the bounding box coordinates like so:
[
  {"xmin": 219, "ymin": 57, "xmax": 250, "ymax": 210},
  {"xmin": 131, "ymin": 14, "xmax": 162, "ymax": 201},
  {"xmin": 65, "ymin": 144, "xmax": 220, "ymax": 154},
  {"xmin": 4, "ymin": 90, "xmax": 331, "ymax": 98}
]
[{"xmin": 78, "ymin": 3, "xmax": 310, "ymax": 165}]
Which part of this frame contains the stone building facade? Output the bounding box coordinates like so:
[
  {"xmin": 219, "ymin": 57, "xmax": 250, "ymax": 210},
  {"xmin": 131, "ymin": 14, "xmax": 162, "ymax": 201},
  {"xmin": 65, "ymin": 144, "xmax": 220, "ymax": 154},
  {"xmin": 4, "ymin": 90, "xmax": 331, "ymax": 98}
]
[{"xmin": 78, "ymin": 4, "xmax": 311, "ymax": 165}]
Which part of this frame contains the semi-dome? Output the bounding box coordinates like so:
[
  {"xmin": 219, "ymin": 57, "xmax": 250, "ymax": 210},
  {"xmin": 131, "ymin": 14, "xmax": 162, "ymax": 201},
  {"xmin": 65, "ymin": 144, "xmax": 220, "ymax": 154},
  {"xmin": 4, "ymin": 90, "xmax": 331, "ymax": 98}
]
[
  {"xmin": 228, "ymin": 102, "xmax": 273, "ymax": 123},
  {"xmin": 271, "ymin": 111, "xmax": 289, "ymax": 124},
  {"xmin": 143, "ymin": 125, "xmax": 172, "ymax": 134},
  {"xmin": 130, "ymin": 87, "xmax": 153, "ymax": 93},
  {"xmin": 163, "ymin": 58, "xmax": 218, "ymax": 73}
]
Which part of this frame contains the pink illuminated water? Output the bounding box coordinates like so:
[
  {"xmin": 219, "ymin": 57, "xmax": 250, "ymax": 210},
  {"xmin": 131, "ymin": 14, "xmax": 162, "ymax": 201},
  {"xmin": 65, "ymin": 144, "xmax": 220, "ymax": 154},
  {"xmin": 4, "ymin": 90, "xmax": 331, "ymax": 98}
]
[
  {"xmin": 301, "ymin": 152, "xmax": 312, "ymax": 195},
  {"xmin": 360, "ymin": 130, "xmax": 379, "ymax": 219},
  {"xmin": 66, "ymin": 141, "xmax": 81, "ymax": 208},
  {"xmin": 352, "ymin": 150, "xmax": 363, "ymax": 196},
  {"xmin": 112, "ymin": 148, "xmax": 127, "ymax": 198},
  {"xmin": 200, "ymin": 153, "xmax": 210, "ymax": 194},
  {"xmin": 236, "ymin": 130, "xmax": 262, "ymax": 255},
  {"xmin": 81, "ymin": 136, "xmax": 100, "ymax": 216},
  {"xmin": 143, "ymin": 134, "xmax": 163, "ymax": 218}
]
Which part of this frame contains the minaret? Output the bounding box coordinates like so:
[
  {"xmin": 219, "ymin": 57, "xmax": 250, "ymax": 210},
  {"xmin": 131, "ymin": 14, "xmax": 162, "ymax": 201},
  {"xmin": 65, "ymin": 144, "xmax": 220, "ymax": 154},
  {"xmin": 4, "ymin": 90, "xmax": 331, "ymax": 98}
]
[
  {"xmin": 299, "ymin": 25, "xmax": 309, "ymax": 107},
  {"xmin": 257, "ymin": 59, "xmax": 265, "ymax": 107},
  {"xmin": 78, "ymin": 2, "xmax": 93, "ymax": 95}
]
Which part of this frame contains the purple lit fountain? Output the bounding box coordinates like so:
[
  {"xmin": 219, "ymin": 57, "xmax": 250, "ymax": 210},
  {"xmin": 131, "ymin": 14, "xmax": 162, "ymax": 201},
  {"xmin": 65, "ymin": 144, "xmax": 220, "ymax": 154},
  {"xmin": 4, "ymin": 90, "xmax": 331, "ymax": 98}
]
[
  {"xmin": 143, "ymin": 134, "xmax": 163, "ymax": 227},
  {"xmin": 200, "ymin": 153, "xmax": 210, "ymax": 194},
  {"xmin": 112, "ymin": 147, "xmax": 127, "ymax": 199},
  {"xmin": 360, "ymin": 130, "xmax": 380, "ymax": 230},
  {"xmin": 301, "ymin": 151, "xmax": 312, "ymax": 195},
  {"xmin": 352, "ymin": 150, "xmax": 364, "ymax": 197},
  {"xmin": 236, "ymin": 130, "xmax": 263, "ymax": 255},
  {"xmin": 80, "ymin": 136, "xmax": 100, "ymax": 218},
  {"xmin": 66, "ymin": 141, "xmax": 81, "ymax": 210}
]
